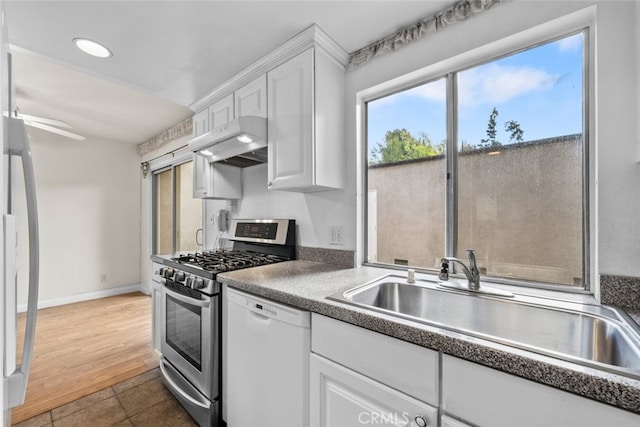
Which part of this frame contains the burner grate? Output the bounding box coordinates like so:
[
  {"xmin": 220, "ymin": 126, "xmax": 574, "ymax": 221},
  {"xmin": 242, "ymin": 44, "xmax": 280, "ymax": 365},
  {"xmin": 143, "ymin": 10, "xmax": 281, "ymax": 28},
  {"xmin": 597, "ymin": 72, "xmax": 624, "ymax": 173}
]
[{"xmin": 171, "ymin": 250, "xmax": 288, "ymax": 273}]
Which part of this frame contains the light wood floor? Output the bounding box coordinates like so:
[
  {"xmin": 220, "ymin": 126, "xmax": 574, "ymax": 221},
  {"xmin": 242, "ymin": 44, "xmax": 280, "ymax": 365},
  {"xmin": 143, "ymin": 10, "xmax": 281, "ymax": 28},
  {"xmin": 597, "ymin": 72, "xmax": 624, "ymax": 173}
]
[{"xmin": 12, "ymin": 292, "xmax": 158, "ymax": 424}]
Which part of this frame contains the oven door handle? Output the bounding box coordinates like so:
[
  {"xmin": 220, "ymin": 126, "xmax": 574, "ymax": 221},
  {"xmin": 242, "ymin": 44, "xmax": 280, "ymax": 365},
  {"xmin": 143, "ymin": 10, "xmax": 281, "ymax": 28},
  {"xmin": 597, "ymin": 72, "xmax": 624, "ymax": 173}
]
[
  {"xmin": 164, "ymin": 286, "xmax": 211, "ymax": 308},
  {"xmin": 160, "ymin": 360, "xmax": 210, "ymax": 409}
]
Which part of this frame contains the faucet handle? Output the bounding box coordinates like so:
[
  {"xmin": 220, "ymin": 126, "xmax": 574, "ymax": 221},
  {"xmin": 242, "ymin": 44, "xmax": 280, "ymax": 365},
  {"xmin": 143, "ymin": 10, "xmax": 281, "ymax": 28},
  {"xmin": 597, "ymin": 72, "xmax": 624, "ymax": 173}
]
[
  {"xmin": 466, "ymin": 249, "xmax": 480, "ymax": 275},
  {"xmin": 439, "ymin": 258, "xmax": 449, "ymax": 281}
]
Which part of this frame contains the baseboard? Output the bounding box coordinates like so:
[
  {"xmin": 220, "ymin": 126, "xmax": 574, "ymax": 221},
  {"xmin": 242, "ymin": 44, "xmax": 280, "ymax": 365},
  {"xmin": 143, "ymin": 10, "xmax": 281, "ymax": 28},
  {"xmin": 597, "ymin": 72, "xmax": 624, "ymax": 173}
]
[{"xmin": 18, "ymin": 283, "xmax": 146, "ymax": 313}]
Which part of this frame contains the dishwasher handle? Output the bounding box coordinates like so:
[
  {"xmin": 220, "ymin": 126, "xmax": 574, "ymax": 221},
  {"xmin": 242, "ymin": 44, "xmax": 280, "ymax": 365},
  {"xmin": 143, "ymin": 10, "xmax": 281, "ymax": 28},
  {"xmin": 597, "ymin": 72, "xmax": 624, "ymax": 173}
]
[{"xmin": 227, "ymin": 287, "xmax": 310, "ymax": 328}]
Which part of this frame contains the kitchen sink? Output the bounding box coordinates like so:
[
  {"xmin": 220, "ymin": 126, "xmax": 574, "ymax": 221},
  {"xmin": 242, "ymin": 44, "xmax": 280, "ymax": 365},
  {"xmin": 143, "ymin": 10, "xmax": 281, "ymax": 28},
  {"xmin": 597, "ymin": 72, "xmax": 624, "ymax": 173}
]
[{"xmin": 328, "ymin": 275, "xmax": 640, "ymax": 378}]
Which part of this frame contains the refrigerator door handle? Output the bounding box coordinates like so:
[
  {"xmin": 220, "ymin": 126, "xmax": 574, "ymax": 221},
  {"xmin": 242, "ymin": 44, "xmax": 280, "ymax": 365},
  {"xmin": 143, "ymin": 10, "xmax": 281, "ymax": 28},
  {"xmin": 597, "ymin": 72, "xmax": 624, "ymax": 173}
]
[{"xmin": 5, "ymin": 117, "xmax": 40, "ymax": 408}]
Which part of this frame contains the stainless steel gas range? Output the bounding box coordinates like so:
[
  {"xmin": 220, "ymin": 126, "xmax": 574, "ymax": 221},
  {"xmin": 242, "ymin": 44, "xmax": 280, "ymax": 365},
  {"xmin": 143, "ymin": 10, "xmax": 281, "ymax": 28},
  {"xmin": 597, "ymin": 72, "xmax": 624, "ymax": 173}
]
[{"xmin": 154, "ymin": 219, "xmax": 296, "ymax": 427}]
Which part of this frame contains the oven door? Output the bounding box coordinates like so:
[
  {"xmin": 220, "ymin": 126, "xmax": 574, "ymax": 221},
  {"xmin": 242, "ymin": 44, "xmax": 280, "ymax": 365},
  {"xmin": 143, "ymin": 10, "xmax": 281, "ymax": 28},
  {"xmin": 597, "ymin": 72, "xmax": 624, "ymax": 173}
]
[{"xmin": 161, "ymin": 279, "xmax": 218, "ymax": 400}]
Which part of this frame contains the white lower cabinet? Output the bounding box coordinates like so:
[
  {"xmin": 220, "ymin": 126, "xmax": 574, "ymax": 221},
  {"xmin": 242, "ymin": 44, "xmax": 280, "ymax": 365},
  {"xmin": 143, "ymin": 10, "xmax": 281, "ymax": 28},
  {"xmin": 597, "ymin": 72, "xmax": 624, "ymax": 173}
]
[
  {"xmin": 310, "ymin": 314, "xmax": 438, "ymax": 427},
  {"xmin": 310, "ymin": 354, "xmax": 437, "ymax": 427},
  {"xmin": 442, "ymin": 355, "xmax": 640, "ymax": 427}
]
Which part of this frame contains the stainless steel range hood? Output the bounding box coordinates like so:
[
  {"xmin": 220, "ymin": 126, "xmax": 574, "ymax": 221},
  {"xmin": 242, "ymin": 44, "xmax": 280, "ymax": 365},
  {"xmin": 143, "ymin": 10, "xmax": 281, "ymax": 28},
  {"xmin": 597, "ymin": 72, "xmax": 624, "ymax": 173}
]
[{"xmin": 188, "ymin": 115, "xmax": 267, "ymax": 167}]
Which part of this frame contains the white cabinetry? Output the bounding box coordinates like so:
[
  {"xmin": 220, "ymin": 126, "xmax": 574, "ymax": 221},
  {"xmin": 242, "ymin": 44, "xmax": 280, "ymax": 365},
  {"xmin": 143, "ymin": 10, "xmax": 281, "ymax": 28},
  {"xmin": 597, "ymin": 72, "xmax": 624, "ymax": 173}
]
[
  {"xmin": 311, "ymin": 354, "xmax": 437, "ymax": 427},
  {"xmin": 234, "ymin": 75, "xmax": 267, "ymax": 118},
  {"xmin": 267, "ymin": 47, "xmax": 345, "ymax": 192},
  {"xmin": 442, "ymin": 355, "xmax": 640, "ymax": 427},
  {"xmin": 310, "ymin": 314, "xmax": 438, "ymax": 427},
  {"xmin": 192, "ymin": 153, "xmax": 210, "ymax": 198},
  {"xmin": 208, "ymin": 93, "xmax": 234, "ymax": 129},
  {"xmin": 192, "ymin": 109, "xmax": 209, "ymax": 138},
  {"xmin": 193, "ymin": 154, "xmax": 241, "ymax": 200}
]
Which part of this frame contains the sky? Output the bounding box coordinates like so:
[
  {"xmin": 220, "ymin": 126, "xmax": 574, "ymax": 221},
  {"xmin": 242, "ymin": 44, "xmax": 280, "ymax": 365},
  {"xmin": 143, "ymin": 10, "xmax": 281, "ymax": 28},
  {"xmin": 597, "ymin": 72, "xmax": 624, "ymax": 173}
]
[{"xmin": 367, "ymin": 32, "xmax": 584, "ymax": 159}]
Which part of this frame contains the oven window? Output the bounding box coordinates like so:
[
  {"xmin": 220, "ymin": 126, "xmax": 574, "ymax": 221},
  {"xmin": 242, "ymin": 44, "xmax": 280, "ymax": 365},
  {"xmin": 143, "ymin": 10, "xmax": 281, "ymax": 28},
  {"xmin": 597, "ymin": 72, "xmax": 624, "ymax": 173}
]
[{"xmin": 166, "ymin": 294, "xmax": 202, "ymax": 371}]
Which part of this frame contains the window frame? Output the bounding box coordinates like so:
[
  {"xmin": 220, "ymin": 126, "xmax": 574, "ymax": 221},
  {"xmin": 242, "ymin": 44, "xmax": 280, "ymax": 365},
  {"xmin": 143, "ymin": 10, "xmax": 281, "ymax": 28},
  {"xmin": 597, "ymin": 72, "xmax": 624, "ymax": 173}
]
[{"xmin": 358, "ymin": 11, "xmax": 595, "ymax": 294}]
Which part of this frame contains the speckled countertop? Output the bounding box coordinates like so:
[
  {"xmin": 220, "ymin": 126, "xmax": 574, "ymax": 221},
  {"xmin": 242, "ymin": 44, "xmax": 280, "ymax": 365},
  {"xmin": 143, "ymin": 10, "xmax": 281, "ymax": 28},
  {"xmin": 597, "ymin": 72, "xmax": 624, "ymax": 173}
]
[{"xmin": 218, "ymin": 260, "xmax": 640, "ymax": 416}]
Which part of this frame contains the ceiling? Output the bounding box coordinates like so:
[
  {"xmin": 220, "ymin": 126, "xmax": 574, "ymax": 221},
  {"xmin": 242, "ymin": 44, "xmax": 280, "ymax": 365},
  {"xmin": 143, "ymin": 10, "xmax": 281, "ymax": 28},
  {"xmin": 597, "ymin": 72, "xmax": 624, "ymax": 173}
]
[{"xmin": 5, "ymin": 1, "xmax": 450, "ymax": 145}]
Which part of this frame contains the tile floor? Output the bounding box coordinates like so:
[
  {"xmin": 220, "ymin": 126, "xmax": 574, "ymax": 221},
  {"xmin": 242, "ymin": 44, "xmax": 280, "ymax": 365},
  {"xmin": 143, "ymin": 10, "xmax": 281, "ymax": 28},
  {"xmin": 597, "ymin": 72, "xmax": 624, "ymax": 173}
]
[{"xmin": 13, "ymin": 368, "xmax": 198, "ymax": 427}]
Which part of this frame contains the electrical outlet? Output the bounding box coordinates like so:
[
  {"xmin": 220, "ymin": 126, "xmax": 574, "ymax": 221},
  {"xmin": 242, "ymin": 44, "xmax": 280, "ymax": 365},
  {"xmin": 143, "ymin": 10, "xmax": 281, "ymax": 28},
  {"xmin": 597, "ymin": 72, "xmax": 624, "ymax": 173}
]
[
  {"xmin": 100, "ymin": 274, "xmax": 107, "ymax": 283},
  {"xmin": 329, "ymin": 226, "xmax": 345, "ymax": 245}
]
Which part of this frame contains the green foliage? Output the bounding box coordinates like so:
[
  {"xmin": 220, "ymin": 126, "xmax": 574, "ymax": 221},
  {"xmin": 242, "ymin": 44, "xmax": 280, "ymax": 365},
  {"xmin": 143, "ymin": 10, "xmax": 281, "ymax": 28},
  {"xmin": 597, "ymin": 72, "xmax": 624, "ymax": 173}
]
[
  {"xmin": 370, "ymin": 129, "xmax": 444, "ymax": 164},
  {"xmin": 505, "ymin": 120, "xmax": 524, "ymax": 143},
  {"xmin": 475, "ymin": 107, "xmax": 524, "ymax": 149},
  {"xmin": 481, "ymin": 107, "xmax": 499, "ymax": 147}
]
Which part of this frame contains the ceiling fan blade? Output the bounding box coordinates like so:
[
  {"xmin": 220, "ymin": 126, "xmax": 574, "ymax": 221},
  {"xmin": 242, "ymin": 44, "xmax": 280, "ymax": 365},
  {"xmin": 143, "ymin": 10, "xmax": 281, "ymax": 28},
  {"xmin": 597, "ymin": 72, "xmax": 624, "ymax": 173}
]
[
  {"xmin": 17, "ymin": 113, "xmax": 73, "ymax": 129},
  {"xmin": 23, "ymin": 120, "xmax": 86, "ymax": 141}
]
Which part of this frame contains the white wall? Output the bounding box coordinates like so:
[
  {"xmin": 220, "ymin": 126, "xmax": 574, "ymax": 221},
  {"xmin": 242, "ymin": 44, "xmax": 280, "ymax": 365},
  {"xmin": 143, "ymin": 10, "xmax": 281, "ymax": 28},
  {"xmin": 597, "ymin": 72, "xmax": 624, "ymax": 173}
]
[
  {"xmin": 16, "ymin": 127, "xmax": 141, "ymax": 306},
  {"xmin": 203, "ymin": 163, "xmax": 353, "ymax": 249}
]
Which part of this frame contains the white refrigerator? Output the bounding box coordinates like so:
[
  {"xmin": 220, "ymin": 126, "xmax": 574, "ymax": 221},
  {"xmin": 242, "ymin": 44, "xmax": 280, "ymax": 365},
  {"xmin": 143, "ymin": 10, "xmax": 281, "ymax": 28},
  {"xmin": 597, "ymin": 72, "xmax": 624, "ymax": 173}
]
[{"xmin": 1, "ymin": 14, "xmax": 41, "ymax": 425}]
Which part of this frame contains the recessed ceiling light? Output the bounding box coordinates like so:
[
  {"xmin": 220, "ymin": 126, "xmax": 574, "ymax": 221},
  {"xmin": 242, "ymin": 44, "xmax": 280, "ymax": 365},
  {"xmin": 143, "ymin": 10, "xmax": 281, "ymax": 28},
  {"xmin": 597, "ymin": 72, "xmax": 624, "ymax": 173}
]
[{"xmin": 73, "ymin": 37, "xmax": 112, "ymax": 58}]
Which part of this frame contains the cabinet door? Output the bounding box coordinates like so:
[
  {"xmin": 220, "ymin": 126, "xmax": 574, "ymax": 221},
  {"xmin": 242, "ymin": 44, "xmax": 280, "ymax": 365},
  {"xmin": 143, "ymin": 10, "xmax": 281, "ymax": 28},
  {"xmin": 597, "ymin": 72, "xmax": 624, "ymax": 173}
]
[
  {"xmin": 310, "ymin": 354, "xmax": 437, "ymax": 427},
  {"xmin": 209, "ymin": 93, "xmax": 234, "ymax": 129},
  {"xmin": 235, "ymin": 75, "xmax": 267, "ymax": 118},
  {"xmin": 267, "ymin": 48, "xmax": 314, "ymax": 190},
  {"xmin": 192, "ymin": 109, "xmax": 209, "ymax": 138},
  {"xmin": 442, "ymin": 355, "xmax": 640, "ymax": 427},
  {"xmin": 192, "ymin": 153, "xmax": 210, "ymax": 198}
]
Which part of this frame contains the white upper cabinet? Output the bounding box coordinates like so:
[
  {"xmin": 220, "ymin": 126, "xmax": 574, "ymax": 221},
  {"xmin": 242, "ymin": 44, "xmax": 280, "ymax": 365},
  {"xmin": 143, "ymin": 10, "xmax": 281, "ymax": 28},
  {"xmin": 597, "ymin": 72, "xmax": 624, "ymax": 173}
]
[
  {"xmin": 209, "ymin": 93, "xmax": 234, "ymax": 130},
  {"xmin": 193, "ymin": 152, "xmax": 242, "ymax": 199},
  {"xmin": 267, "ymin": 43, "xmax": 346, "ymax": 192},
  {"xmin": 234, "ymin": 75, "xmax": 267, "ymax": 118},
  {"xmin": 188, "ymin": 25, "xmax": 348, "ymax": 192},
  {"xmin": 192, "ymin": 109, "xmax": 209, "ymax": 138},
  {"xmin": 193, "ymin": 152, "xmax": 211, "ymax": 198}
]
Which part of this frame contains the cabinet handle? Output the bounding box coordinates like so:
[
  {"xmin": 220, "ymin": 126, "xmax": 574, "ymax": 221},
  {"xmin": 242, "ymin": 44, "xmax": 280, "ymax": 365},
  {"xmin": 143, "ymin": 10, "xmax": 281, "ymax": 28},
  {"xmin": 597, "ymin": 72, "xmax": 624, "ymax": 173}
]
[
  {"xmin": 415, "ymin": 415, "xmax": 428, "ymax": 427},
  {"xmin": 268, "ymin": 182, "xmax": 272, "ymax": 187}
]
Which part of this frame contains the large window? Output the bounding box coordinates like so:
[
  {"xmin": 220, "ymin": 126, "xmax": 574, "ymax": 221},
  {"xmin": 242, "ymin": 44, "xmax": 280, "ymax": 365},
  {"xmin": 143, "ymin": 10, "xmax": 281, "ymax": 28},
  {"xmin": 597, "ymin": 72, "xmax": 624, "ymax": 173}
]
[
  {"xmin": 366, "ymin": 31, "xmax": 587, "ymax": 289},
  {"xmin": 153, "ymin": 160, "xmax": 203, "ymax": 254}
]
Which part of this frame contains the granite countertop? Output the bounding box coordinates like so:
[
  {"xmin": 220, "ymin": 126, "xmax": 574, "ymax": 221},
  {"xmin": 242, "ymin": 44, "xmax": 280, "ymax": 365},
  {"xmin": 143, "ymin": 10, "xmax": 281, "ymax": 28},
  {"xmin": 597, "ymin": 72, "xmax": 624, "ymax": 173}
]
[{"xmin": 218, "ymin": 260, "xmax": 640, "ymax": 415}]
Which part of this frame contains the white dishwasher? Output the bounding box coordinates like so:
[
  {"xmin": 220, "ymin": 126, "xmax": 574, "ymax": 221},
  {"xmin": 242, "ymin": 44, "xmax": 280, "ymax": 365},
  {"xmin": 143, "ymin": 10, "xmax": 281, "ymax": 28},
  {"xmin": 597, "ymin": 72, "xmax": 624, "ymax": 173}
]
[{"xmin": 226, "ymin": 287, "xmax": 311, "ymax": 427}]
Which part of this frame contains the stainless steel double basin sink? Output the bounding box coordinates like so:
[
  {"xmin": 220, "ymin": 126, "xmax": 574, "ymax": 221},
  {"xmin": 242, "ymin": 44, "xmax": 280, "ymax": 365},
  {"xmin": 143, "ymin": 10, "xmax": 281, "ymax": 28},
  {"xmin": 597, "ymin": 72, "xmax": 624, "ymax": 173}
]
[{"xmin": 328, "ymin": 275, "xmax": 640, "ymax": 378}]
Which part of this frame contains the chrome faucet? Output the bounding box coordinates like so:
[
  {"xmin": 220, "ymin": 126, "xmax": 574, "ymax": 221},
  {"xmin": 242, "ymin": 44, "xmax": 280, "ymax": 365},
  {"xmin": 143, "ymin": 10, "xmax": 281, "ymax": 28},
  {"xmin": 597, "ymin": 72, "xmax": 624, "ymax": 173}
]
[{"xmin": 439, "ymin": 249, "xmax": 481, "ymax": 291}]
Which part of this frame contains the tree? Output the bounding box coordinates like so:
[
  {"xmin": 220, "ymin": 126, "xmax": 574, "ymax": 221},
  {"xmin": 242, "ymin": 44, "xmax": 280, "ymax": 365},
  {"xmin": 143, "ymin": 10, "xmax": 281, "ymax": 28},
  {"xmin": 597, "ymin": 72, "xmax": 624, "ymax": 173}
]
[
  {"xmin": 505, "ymin": 120, "xmax": 524, "ymax": 143},
  {"xmin": 370, "ymin": 129, "xmax": 443, "ymax": 164},
  {"xmin": 476, "ymin": 107, "xmax": 525, "ymax": 149},
  {"xmin": 480, "ymin": 107, "xmax": 500, "ymax": 148}
]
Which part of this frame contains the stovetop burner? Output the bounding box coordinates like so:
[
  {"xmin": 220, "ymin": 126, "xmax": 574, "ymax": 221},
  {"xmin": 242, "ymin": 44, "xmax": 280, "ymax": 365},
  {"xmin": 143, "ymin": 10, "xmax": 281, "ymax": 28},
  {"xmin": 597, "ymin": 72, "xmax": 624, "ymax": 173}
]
[
  {"xmin": 155, "ymin": 219, "xmax": 296, "ymax": 294},
  {"xmin": 171, "ymin": 250, "xmax": 288, "ymax": 273}
]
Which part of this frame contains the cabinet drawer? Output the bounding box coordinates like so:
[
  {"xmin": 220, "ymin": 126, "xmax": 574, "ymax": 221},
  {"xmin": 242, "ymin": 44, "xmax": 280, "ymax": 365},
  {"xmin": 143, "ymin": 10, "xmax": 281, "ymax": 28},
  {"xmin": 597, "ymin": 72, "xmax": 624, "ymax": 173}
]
[
  {"xmin": 311, "ymin": 314, "xmax": 438, "ymax": 404},
  {"xmin": 442, "ymin": 355, "xmax": 640, "ymax": 427}
]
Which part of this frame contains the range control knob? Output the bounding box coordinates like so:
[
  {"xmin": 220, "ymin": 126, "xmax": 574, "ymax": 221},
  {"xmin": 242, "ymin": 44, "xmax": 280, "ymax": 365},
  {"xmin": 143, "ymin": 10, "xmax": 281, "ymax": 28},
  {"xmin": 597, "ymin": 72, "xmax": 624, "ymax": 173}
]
[
  {"xmin": 193, "ymin": 278, "xmax": 205, "ymax": 290},
  {"xmin": 175, "ymin": 272, "xmax": 186, "ymax": 282},
  {"xmin": 185, "ymin": 277, "xmax": 193, "ymax": 288},
  {"xmin": 163, "ymin": 268, "xmax": 175, "ymax": 279}
]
